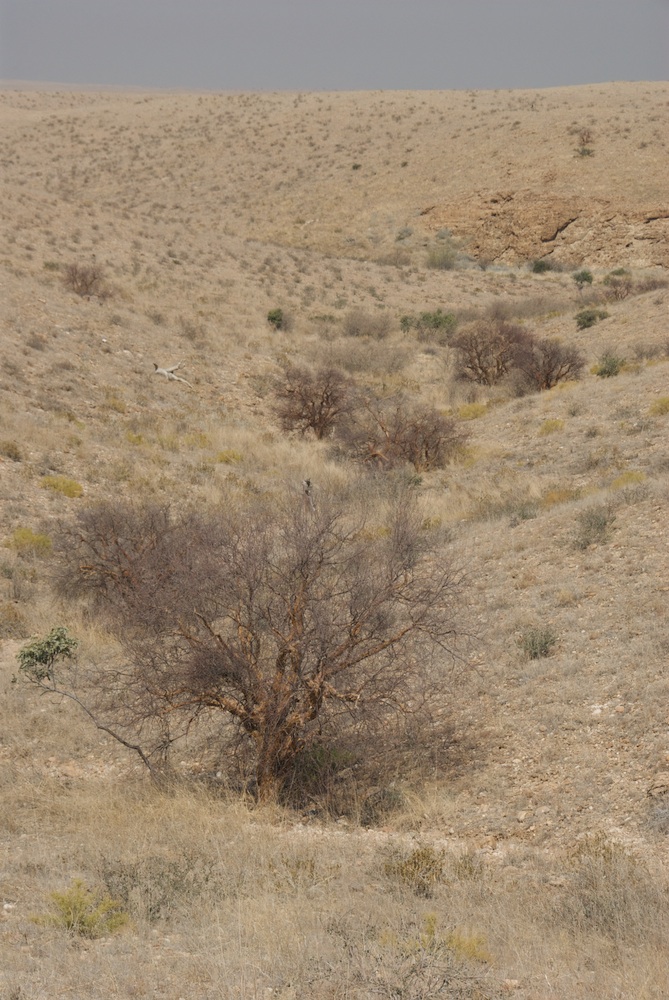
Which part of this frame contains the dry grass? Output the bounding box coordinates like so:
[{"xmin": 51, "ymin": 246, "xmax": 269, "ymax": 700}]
[{"xmin": 1, "ymin": 80, "xmax": 668, "ymax": 998}]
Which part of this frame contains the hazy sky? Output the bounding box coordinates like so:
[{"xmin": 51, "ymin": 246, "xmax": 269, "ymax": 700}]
[{"xmin": 1, "ymin": 0, "xmax": 667, "ymax": 91}]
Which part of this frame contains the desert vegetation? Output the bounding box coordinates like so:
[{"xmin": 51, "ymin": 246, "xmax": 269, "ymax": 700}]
[{"xmin": 1, "ymin": 80, "xmax": 668, "ymax": 999}]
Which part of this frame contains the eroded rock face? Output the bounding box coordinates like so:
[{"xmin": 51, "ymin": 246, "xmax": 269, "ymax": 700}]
[{"xmin": 424, "ymin": 192, "xmax": 669, "ymax": 269}]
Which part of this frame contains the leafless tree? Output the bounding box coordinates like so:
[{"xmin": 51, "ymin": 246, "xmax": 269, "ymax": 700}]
[
  {"xmin": 451, "ymin": 318, "xmax": 530, "ymax": 386},
  {"xmin": 63, "ymin": 262, "xmax": 106, "ymax": 298},
  {"xmin": 341, "ymin": 394, "xmax": 466, "ymax": 472},
  {"xmin": 52, "ymin": 485, "xmax": 466, "ymax": 801},
  {"xmin": 273, "ymin": 364, "xmax": 355, "ymax": 439},
  {"xmin": 515, "ymin": 337, "xmax": 586, "ymax": 390}
]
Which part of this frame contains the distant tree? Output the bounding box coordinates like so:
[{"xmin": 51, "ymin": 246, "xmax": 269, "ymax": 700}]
[
  {"xmin": 573, "ymin": 269, "xmax": 593, "ymax": 292},
  {"xmin": 451, "ymin": 319, "xmax": 530, "ymax": 386},
  {"xmin": 515, "ymin": 337, "xmax": 586, "ymax": 390},
  {"xmin": 274, "ymin": 364, "xmax": 356, "ymax": 439},
  {"xmin": 342, "ymin": 394, "xmax": 466, "ymax": 472},
  {"xmin": 63, "ymin": 262, "xmax": 106, "ymax": 298}
]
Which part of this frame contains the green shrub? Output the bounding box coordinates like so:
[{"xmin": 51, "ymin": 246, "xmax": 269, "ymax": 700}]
[
  {"xmin": 35, "ymin": 879, "xmax": 129, "ymax": 937},
  {"xmin": 573, "ymin": 269, "xmax": 593, "ymax": 289},
  {"xmin": 40, "ymin": 475, "xmax": 83, "ymax": 498},
  {"xmin": 576, "ymin": 308, "xmax": 608, "ymax": 330},
  {"xmin": 518, "ymin": 626, "xmax": 558, "ymax": 659},
  {"xmin": 531, "ymin": 259, "xmax": 554, "ymax": 274},
  {"xmin": 400, "ymin": 309, "xmax": 457, "ymax": 344},
  {"xmin": 595, "ymin": 352, "xmax": 625, "ymax": 377},
  {"xmin": 267, "ymin": 308, "xmax": 285, "ymax": 330},
  {"xmin": 17, "ymin": 627, "xmax": 78, "ymax": 682}
]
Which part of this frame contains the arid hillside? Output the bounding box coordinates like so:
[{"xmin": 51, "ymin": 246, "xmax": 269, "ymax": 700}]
[{"xmin": 1, "ymin": 81, "xmax": 668, "ymax": 1000}]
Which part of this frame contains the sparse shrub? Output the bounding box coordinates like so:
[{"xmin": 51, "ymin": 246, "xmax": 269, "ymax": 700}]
[
  {"xmin": 384, "ymin": 845, "xmax": 445, "ymax": 897},
  {"xmin": 538, "ymin": 418, "xmax": 564, "ymax": 436},
  {"xmin": 603, "ymin": 269, "xmax": 633, "ymax": 300},
  {"xmin": 518, "ymin": 626, "xmax": 557, "ymax": 659},
  {"xmin": 342, "ymin": 395, "xmax": 466, "ymax": 472},
  {"xmin": 9, "ymin": 527, "xmax": 52, "ymax": 556},
  {"xmin": 98, "ymin": 853, "xmax": 218, "ymax": 922},
  {"xmin": 576, "ymin": 308, "xmax": 608, "ymax": 329},
  {"xmin": 267, "ymin": 308, "xmax": 285, "ymax": 330},
  {"xmin": 40, "ymin": 475, "xmax": 83, "ymax": 498},
  {"xmin": 450, "ymin": 849, "xmax": 486, "ymax": 882},
  {"xmin": 396, "ymin": 226, "xmax": 413, "ymax": 241},
  {"xmin": 446, "ymin": 928, "xmax": 491, "ymax": 963},
  {"xmin": 647, "ymin": 803, "xmax": 669, "ymax": 835},
  {"xmin": 559, "ymin": 833, "xmax": 668, "ymax": 945},
  {"xmin": 633, "ymin": 341, "xmax": 664, "ymax": 361},
  {"xmin": 283, "ymin": 742, "xmax": 358, "ymax": 810},
  {"xmin": 594, "ymin": 352, "xmax": 625, "ymax": 377},
  {"xmin": 426, "ymin": 244, "xmax": 457, "ymax": 271},
  {"xmin": 0, "ymin": 602, "xmax": 28, "ymax": 639},
  {"xmin": 179, "ymin": 317, "xmax": 207, "ymax": 343},
  {"xmin": 360, "ymin": 785, "xmax": 406, "ymax": 827},
  {"xmin": 274, "ymin": 364, "xmax": 355, "ymax": 439},
  {"xmin": 649, "ymin": 396, "xmax": 669, "ymax": 416},
  {"xmin": 215, "ymin": 448, "xmax": 243, "ymax": 464},
  {"xmin": 0, "ymin": 440, "xmax": 23, "ymax": 461},
  {"xmin": 574, "ymin": 504, "xmax": 614, "ymax": 549},
  {"xmin": 515, "ymin": 337, "xmax": 585, "ymax": 390},
  {"xmin": 63, "ymin": 262, "xmax": 105, "ymax": 298},
  {"xmin": 573, "ymin": 269, "xmax": 593, "ymax": 290},
  {"xmin": 540, "ymin": 485, "xmax": 580, "ymax": 508},
  {"xmin": 531, "ymin": 259, "xmax": 554, "ymax": 274},
  {"xmin": 610, "ymin": 470, "xmax": 645, "ymax": 490},
  {"xmin": 452, "ymin": 318, "xmax": 530, "ymax": 386},
  {"xmin": 34, "ymin": 879, "xmax": 129, "ymax": 938},
  {"xmin": 458, "ymin": 403, "xmax": 487, "ymax": 420},
  {"xmin": 342, "ymin": 308, "xmax": 392, "ymax": 340}
]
